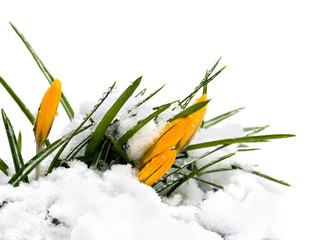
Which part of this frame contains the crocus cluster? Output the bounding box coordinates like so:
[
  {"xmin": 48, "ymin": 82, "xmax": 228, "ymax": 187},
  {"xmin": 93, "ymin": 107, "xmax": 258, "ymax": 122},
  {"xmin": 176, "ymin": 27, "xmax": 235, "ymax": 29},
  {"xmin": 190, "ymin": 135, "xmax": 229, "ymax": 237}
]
[
  {"xmin": 32, "ymin": 80, "xmax": 207, "ymax": 185},
  {"xmin": 137, "ymin": 94, "xmax": 208, "ymax": 185}
]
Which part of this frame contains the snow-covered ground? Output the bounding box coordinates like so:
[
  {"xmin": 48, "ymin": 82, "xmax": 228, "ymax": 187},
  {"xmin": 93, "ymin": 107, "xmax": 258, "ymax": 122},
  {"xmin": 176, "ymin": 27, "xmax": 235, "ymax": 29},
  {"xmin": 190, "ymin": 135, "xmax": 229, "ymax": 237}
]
[
  {"xmin": 1, "ymin": 0, "xmax": 326, "ymax": 239},
  {"xmin": 0, "ymin": 94, "xmax": 289, "ymax": 240}
]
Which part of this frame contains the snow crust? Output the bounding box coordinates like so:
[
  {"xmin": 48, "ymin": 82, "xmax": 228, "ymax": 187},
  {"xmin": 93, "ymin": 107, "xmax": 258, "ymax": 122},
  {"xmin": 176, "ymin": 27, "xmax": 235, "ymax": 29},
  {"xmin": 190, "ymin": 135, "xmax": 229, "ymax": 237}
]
[
  {"xmin": 0, "ymin": 161, "xmax": 283, "ymax": 240},
  {"xmin": 0, "ymin": 94, "xmax": 287, "ymax": 240}
]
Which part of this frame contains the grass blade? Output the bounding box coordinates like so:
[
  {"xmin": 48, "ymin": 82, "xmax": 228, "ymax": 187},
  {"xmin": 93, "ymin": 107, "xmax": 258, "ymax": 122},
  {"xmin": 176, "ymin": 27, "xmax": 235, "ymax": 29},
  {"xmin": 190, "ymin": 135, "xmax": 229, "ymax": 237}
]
[
  {"xmin": 231, "ymin": 165, "xmax": 291, "ymax": 186},
  {"xmin": 17, "ymin": 131, "xmax": 22, "ymax": 152},
  {"xmin": 183, "ymin": 134, "xmax": 296, "ymax": 151},
  {"xmin": 65, "ymin": 136, "xmax": 91, "ymax": 161},
  {"xmin": 168, "ymin": 100, "xmax": 210, "ymax": 122},
  {"xmin": 202, "ymin": 107, "xmax": 245, "ymax": 129},
  {"xmin": 180, "ymin": 57, "xmax": 226, "ymax": 108},
  {"xmin": 1, "ymin": 109, "xmax": 28, "ymax": 183},
  {"xmin": 0, "ymin": 76, "xmax": 35, "ymax": 125},
  {"xmin": 117, "ymin": 101, "xmax": 174, "ymax": 146},
  {"xmin": 9, "ymin": 22, "xmax": 75, "ymax": 120},
  {"xmin": 179, "ymin": 173, "xmax": 224, "ymax": 189},
  {"xmin": 109, "ymin": 135, "xmax": 130, "ymax": 164},
  {"xmin": 85, "ymin": 77, "xmax": 142, "ymax": 155},
  {"xmin": 0, "ymin": 158, "xmax": 9, "ymax": 176},
  {"xmin": 135, "ymin": 84, "xmax": 165, "ymax": 108},
  {"xmin": 244, "ymin": 125, "xmax": 270, "ymax": 136},
  {"xmin": 135, "ymin": 88, "xmax": 146, "ymax": 97},
  {"xmin": 165, "ymin": 153, "xmax": 235, "ymax": 196},
  {"xmin": 8, "ymin": 132, "xmax": 71, "ymax": 186}
]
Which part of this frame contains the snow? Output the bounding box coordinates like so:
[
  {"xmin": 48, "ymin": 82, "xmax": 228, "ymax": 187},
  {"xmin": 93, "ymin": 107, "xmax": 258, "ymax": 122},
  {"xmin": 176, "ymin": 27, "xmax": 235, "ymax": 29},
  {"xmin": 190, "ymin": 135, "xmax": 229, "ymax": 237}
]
[{"xmin": 0, "ymin": 159, "xmax": 285, "ymax": 240}]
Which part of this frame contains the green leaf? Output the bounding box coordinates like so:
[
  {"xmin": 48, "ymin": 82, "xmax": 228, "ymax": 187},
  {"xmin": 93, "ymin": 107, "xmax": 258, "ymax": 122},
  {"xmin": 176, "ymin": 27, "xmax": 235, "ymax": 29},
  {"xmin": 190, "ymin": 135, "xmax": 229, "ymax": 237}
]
[
  {"xmin": 9, "ymin": 22, "xmax": 75, "ymax": 120},
  {"xmin": 8, "ymin": 131, "xmax": 71, "ymax": 186},
  {"xmin": 135, "ymin": 84, "xmax": 165, "ymax": 108},
  {"xmin": 0, "ymin": 158, "xmax": 9, "ymax": 176},
  {"xmin": 202, "ymin": 107, "xmax": 245, "ymax": 129},
  {"xmin": 183, "ymin": 134, "xmax": 296, "ymax": 151},
  {"xmin": 163, "ymin": 145, "xmax": 226, "ymax": 181},
  {"xmin": 165, "ymin": 153, "xmax": 236, "ymax": 196},
  {"xmin": 0, "ymin": 76, "xmax": 50, "ymax": 147},
  {"xmin": 168, "ymin": 100, "xmax": 210, "ymax": 122},
  {"xmin": 180, "ymin": 57, "xmax": 226, "ymax": 108},
  {"xmin": 135, "ymin": 88, "xmax": 146, "ymax": 97},
  {"xmin": 91, "ymin": 138, "xmax": 110, "ymax": 169},
  {"xmin": 85, "ymin": 77, "xmax": 142, "ymax": 155},
  {"xmin": 244, "ymin": 125, "xmax": 270, "ymax": 136},
  {"xmin": 47, "ymin": 82, "xmax": 117, "ymax": 174},
  {"xmin": 179, "ymin": 173, "xmax": 224, "ymax": 189},
  {"xmin": 231, "ymin": 165, "xmax": 291, "ymax": 186},
  {"xmin": 109, "ymin": 135, "xmax": 130, "ymax": 164},
  {"xmin": 238, "ymin": 148, "xmax": 260, "ymax": 152},
  {"xmin": 0, "ymin": 76, "xmax": 35, "ymax": 125},
  {"xmin": 117, "ymin": 101, "xmax": 174, "ymax": 146},
  {"xmin": 17, "ymin": 131, "xmax": 22, "ymax": 152},
  {"xmin": 65, "ymin": 136, "xmax": 91, "ymax": 161},
  {"xmin": 1, "ymin": 109, "xmax": 29, "ymax": 183}
]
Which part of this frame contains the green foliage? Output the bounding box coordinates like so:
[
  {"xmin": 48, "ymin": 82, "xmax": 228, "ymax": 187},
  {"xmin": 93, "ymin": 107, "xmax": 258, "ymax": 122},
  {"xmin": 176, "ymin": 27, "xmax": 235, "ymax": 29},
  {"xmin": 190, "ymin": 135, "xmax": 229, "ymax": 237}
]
[
  {"xmin": 1, "ymin": 109, "xmax": 28, "ymax": 183},
  {"xmin": 9, "ymin": 22, "xmax": 75, "ymax": 120},
  {"xmin": 0, "ymin": 158, "xmax": 9, "ymax": 176},
  {"xmin": 85, "ymin": 77, "xmax": 141, "ymax": 155},
  {"xmin": 0, "ymin": 76, "xmax": 35, "ymax": 125},
  {"xmin": 202, "ymin": 107, "xmax": 245, "ymax": 129}
]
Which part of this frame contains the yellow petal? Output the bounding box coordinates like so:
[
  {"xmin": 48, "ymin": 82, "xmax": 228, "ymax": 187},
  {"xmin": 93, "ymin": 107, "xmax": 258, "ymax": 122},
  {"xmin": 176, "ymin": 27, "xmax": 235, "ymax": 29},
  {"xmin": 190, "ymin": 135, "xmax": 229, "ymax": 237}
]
[
  {"xmin": 138, "ymin": 150, "xmax": 177, "ymax": 186},
  {"xmin": 175, "ymin": 94, "xmax": 207, "ymax": 151},
  {"xmin": 137, "ymin": 117, "xmax": 192, "ymax": 171},
  {"xmin": 33, "ymin": 79, "xmax": 61, "ymax": 152}
]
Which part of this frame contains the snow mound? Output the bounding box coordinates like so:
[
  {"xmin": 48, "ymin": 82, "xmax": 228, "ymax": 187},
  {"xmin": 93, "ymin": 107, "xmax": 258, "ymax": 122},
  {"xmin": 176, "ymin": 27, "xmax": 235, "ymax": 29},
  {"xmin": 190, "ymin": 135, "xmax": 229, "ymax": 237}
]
[{"xmin": 0, "ymin": 160, "xmax": 283, "ymax": 240}]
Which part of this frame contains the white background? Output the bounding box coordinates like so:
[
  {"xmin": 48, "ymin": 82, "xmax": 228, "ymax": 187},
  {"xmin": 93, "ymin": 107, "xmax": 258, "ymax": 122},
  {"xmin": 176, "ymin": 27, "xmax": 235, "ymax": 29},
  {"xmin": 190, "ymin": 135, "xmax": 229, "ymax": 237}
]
[{"xmin": 0, "ymin": 0, "xmax": 325, "ymax": 235}]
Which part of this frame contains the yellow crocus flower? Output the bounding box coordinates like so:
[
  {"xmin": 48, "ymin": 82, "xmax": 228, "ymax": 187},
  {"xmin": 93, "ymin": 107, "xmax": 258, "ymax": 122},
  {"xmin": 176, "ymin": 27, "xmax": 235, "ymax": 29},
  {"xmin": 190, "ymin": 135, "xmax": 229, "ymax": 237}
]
[
  {"xmin": 33, "ymin": 79, "xmax": 61, "ymax": 153},
  {"xmin": 137, "ymin": 94, "xmax": 208, "ymax": 185},
  {"xmin": 138, "ymin": 150, "xmax": 177, "ymax": 186},
  {"xmin": 175, "ymin": 94, "xmax": 207, "ymax": 151}
]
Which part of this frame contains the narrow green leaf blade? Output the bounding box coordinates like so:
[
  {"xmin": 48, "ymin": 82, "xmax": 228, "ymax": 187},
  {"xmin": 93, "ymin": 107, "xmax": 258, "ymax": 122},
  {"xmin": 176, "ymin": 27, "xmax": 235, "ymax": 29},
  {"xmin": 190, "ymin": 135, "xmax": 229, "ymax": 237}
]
[
  {"xmin": 85, "ymin": 77, "xmax": 142, "ymax": 155},
  {"xmin": 9, "ymin": 22, "xmax": 75, "ymax": 120},
  {"xmin": 135, "ymin": 88, "xmax": 146, "ymax": 97},
  {"xmin": 117, "ymin": 101, "xmax": 174, "ymax": 146},
  {"xmin": 180, "ymin": 57, "xmax": 226, "ymax": 108},
  {"xmin": 135, "ymin": 84, "xmax": 165, "ymax": 108},
  {"xmin": 0, "ymin": 76, "xmax": 35, "ymax": 125},
  {"xmin": 202, "ymin": 107, "xmax": 245, "ymax": 129},
  {"xmin": 165, "ymin": 153, "xmax": 235, "ymax": 196},
  {"xmin": 1, "ymin": 109, "xmax": 28, "ymax": 183},
  {"xmin": 231, "ymin": 165, "xmax": 291, "ymax": 186},
  {"xmin": 0, "ymin": 158, "xmax": 9, "ymax": 176},
  {"xmin": 8, "ymin": 133, "xmax": 70, "ymax": 186},
  {"xmin": 109, "ymin": 135, "xmax": 130, "ymax": 164},
  {"xmin": 244, "ymin": 125, "xmax": 270, "ymax": 136},
  {"xmin": 17, "ymin": 131, "xmax": 22, "ymax": 152},
  {"xmin": 168, "ymin": 100, "xmax": 210, "ymax": 122},
  {"xmin": 183, "ymin": 134, "xmax": 296, "ymax": 151}
]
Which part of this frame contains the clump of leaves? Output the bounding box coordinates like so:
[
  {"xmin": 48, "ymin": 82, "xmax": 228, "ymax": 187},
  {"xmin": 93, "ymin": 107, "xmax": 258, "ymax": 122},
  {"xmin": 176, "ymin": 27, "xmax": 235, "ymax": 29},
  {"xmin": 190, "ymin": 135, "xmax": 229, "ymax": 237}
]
[{"xmin": 0, "ymin": 23, "xmax": 294, "ymax": 196}]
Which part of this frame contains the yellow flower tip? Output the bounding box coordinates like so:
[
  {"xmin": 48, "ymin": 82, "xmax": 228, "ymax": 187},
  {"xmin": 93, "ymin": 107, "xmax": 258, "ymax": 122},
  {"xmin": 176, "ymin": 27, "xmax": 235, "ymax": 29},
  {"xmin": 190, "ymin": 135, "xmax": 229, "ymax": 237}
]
[
  {"xmin": 175, "ymin": 94, "xmax": 208, "ymax": 151},
  {"xmin": 138, "ymin": 150, "xmax": 177, "ymax": 186},
  {"xmin": 33, "ymin": 79, "xmax": 62, "ymax": 152},
  {"xmin": 136, "ymin": 117, "xmax": 192, "ymax": 171}
]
